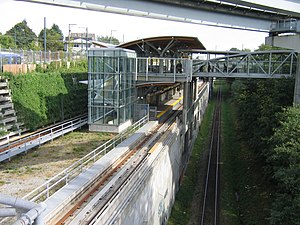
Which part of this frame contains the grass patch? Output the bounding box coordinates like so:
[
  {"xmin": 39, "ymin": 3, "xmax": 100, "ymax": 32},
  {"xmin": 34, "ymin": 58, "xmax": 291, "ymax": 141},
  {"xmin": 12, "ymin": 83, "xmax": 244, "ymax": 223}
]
[
  {"xmin": 168, "ymin": 98, "xmax": 215, "ymax": 225},
  {"xmin": 73, "ymin": 146, "xmax": 85, "ymax": 154},
  {"xmin": 32, "ymin": 151, "xmax": 39, "ymax": 157},
  {"xmin": 221, "ymin": 84, "xmax": 241, "ymax": 225}
]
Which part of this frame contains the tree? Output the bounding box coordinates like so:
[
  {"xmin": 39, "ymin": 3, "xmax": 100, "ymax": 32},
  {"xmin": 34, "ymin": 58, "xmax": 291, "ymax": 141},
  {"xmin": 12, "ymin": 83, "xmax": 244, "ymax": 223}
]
[
  {"xmin": 256, "ymin": 44, "xmax": 284, "ymax": 51},
  {"xmin": 0, "ymin": 34, "xmax": 16, "ymax": 49},
  {"xmin": 268, "ymin": 105, "xmax": 300, "ymax": 225},
  {"xmin": 38, "ymin": 24, "xmax": 64, "ymax": 51},
  {"xmin": 51, "ymin": 24, "xmax": 63, "ymax": 39},
  {"xmin": 97, "ymin": 35, "xmax": 120, "ymax": 45},
  {"xmin": 229, "ymin": 47, "xmax": 240, "ymax": 51},
  {"xmin": 5, "ymin": 20, "xmax": 37, "ymax": 49}
]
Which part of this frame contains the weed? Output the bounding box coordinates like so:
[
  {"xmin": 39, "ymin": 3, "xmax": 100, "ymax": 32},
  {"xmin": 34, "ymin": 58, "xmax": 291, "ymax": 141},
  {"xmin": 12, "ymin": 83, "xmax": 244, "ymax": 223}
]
[
  {"xmin": 73, "ymin": 146, "xmax": 85, "ymax": 154},
  {"xmin": 32, "ymin": 152, "xmax": 39, "ymax": 157}
]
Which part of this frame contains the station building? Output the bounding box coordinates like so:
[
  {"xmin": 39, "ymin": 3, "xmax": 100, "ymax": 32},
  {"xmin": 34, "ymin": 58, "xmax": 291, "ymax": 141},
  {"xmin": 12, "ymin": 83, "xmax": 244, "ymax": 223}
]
[{"xmin": 88, "ymin": 36, "xmax": 205, "ymax": 133}]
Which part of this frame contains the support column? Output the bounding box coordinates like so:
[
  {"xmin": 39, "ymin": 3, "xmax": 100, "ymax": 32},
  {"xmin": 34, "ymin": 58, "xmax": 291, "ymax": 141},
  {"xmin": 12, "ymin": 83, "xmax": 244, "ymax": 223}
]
[
  {"xmin": 209, "ymin": 78, "xmax": 213, "ymax": 99},
  {"xmin": 183, "ymin": 81, "xmax": 189, "ymax": 133},
  {"xmin": 293, "ymin": 53, "xmax": 300, "ymax": 105}
]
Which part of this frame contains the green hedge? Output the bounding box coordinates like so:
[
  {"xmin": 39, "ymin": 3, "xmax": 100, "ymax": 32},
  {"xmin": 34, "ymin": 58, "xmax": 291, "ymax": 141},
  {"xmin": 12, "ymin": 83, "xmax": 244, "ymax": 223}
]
[{"xmin": 4, "ymin": 71, "xmax": 87, "ymax": 130}]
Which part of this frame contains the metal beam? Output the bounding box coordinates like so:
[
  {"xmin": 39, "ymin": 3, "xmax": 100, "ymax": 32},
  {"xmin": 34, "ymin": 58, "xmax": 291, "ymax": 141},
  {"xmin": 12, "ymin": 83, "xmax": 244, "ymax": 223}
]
[
  {"xmin": 17, "ymin": 0, "xmax": 273, "ymax": 31},
  {"xmin": 221, "ymin": 0, "xmax": 300, "ymax": 18}
]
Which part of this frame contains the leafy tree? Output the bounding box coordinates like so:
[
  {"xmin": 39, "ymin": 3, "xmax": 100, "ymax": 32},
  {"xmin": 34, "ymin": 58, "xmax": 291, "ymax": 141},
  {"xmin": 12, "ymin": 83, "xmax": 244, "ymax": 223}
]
[
  {"xmin": 256, "ymin": 44, "xmax": 284, "ymax": 51},
  {"xmin": 5, "ymin": 20, "xmax": 37, "ymax": 49},
  {"xmin": 231, "ymin": 43, "xmax": 297, "ymax": 224},
  {"xmin": 229, "ymin": 47, "xmax": 239, "ymax": 51},
  {"xmin": 97, "ymin": 35, "xmax": 120, "ymax": 45},
  {"xmin": 51, "ymin": 24, "xmax": 63, "ymax": 39},
  {"xmin": 38, "ymin": 24, "xmax": 64, "ymax": 51},
  {"xmin": 268, "ymin": 105, "xmax": 300, "ymax": 225},
  {"xmin": 0, "ymin": 34, "xmax": 16, "ymax": 49}
]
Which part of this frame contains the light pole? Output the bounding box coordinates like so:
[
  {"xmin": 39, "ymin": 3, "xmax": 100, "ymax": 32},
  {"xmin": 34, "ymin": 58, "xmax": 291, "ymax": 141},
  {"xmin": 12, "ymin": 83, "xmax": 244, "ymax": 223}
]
[
  {"xmin": 86, "ymin": 27, "xmax": 88, "ymax": 53},
  {"xmin": 68, "ymin": 23, "xmax": 77, "ymax": 53}
]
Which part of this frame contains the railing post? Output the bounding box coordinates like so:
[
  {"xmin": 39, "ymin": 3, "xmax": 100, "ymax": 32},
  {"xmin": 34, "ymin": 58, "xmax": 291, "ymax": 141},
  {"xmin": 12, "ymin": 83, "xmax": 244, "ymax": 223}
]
[
  {"xmin": 80, "ymin": 158, "xmax": 83, "ymax": 172},
  {"xmin": 46, "ymin": 183, "xmax": 49, "ymax": 199},
  {"xmin": 65, "ymin": 172, "xmax": 69, "ymax": 185},
  {"xmin": 290, "ymin": 52, "xmax": 295, "ymax": 76},
  {"xmin": 146, "ymin": 58, "xmax": 149, "ymax": 81},
  {"xmin": 293, "ymin": 53, "xmax": 300, "ymax": 105}
]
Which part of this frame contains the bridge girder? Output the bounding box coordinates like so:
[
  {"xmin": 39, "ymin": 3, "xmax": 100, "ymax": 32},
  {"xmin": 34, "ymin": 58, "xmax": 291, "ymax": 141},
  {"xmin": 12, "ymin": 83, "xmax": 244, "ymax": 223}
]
[{"xmin": 17, "ymin": 0, "xmax": 300, "ymax": 32}]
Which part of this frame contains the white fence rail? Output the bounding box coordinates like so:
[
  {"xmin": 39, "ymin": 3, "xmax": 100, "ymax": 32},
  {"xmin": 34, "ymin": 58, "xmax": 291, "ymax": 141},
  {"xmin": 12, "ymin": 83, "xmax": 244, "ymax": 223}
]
[
  {"xmin": 21, "ymin": 115, "xmax": 149, "ymax": 203},
  {"xmin": 0, "ymin": 116, "xmax": 88, "ymax": 162}
]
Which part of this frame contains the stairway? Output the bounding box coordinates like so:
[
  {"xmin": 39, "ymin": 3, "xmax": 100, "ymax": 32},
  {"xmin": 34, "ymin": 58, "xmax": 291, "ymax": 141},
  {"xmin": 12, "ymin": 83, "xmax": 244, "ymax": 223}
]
[{"xmin": 0, "ymin": 78, "xmax": 23, "ymax": 144}]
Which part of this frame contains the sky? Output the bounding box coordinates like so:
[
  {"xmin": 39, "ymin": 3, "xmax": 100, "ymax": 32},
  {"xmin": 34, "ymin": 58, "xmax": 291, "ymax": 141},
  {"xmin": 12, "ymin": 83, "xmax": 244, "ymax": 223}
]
[{"xmin": 0, "ymin": 0, "xmax": 269, "ymax": 51}]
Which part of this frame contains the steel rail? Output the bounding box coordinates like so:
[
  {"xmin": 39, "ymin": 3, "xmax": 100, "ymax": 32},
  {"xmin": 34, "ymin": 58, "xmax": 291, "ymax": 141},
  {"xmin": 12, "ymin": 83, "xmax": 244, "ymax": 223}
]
[
  {"xmin": 57, "ymin": 104, "xmax": 182, "ymax": 225},
  {"xmin": 200, "ymin": 87, "xmax": 222, "ymax": 225},
  {"xmin": 214, "ymin": 89, "xmax": 222, "ymax": 225}
]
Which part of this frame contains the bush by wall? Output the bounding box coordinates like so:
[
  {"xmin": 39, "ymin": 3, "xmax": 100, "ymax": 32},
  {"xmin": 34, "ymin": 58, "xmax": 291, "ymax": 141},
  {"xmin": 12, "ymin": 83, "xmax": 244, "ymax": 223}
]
[{"xmin": 4, "ymin": 71, "xmax": 87, "ymax": 130}]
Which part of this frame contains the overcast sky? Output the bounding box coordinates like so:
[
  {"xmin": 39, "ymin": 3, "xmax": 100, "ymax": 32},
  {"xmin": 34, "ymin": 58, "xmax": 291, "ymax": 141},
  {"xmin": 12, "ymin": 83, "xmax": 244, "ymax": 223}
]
[{"xmin": 0, "ymin": 0, "xmax": 269, "ymax": 51}]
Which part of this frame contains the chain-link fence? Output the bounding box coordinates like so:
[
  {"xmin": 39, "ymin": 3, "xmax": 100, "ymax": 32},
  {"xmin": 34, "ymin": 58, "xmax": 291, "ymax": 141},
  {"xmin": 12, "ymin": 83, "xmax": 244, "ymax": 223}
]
[{"xmin": 0, "ymin": 48, "xmax": 87, "ymax": 64}]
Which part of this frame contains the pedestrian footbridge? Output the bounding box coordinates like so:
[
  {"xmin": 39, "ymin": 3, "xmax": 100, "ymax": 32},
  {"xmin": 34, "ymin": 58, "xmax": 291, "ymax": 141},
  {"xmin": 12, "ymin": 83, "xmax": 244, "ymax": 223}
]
[{"xmin": 135, "ymin": 50, "xmax": 297, "ymax": 83}]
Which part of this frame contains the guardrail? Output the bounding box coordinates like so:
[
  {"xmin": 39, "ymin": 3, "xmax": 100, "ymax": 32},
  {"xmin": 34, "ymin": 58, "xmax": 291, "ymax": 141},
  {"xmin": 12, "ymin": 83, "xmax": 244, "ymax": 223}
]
[
  {"xmin": 22, "ymin": 114, "xmax": 149, "ymax": 203},
  {"xmin": 0, "ymin": 116, "xmax": 88, "ymax": 162}
]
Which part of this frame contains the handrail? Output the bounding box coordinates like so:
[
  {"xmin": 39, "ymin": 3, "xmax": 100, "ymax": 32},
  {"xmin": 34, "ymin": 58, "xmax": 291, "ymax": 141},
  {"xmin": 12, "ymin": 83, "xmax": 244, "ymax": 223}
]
[
  {"xmin": 22, "ymin": 115, "xmax": 149, "ymax": 203},
  {"xmin": 0, "ymin": 115, "xmax": 87, "ymax": 150},
  {"xmin": 0, "ymin": 115, "xmax": 88, "ymax": 162}
]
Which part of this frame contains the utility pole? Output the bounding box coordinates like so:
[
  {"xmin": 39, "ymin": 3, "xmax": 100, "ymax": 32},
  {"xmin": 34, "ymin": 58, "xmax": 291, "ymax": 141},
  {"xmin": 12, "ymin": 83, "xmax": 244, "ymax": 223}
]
[
  {"xmin": 68, "ymin": 24, "xmax": 76, "ymax": 54},
  {"xmin": 110, "ymin": 30, "xmax": 116, "ymax": 44},
  {"xmin": 86, "ymin": 27, "xmax": 88, "ymax": 53},
  {"xmin": 44, "ymin": 17, "xmax": 46, "ymax": 64}
]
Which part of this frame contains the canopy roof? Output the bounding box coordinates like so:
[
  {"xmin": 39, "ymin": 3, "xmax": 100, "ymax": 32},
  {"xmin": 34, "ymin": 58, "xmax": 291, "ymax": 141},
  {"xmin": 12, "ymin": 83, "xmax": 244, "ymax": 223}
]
[{"xmin": 118, "ymin": 36, "xmax": 205, "ymax": 57}]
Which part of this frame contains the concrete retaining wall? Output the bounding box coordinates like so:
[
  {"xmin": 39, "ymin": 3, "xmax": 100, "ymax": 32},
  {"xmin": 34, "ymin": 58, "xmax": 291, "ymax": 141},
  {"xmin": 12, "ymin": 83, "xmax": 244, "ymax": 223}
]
[{"xmin": 103, "ymin": 83, "xmax": 210, "ymax": 225}]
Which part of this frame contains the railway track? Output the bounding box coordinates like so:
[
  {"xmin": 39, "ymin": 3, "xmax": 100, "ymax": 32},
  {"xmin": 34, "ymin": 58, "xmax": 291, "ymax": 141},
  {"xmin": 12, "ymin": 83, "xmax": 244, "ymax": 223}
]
[
  {"xmin": 50, "ymin": 106, "xmax": 182, "ymax": 225},
  {"xmin": 200, "ymin": 87, "xmax": 222, "ymax": 225}
]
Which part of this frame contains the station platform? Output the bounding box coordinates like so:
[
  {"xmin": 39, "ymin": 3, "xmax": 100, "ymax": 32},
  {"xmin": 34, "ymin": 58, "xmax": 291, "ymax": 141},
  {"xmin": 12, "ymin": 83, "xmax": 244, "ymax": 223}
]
[{"xmin": 155, "ymin": 92, "xmax": 183, "ymax": 121}]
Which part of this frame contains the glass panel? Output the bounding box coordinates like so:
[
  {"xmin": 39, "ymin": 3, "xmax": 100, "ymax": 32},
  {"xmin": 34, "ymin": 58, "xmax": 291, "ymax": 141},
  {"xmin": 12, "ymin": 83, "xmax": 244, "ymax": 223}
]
[
  {"xmin": 88, "ymin": 49, "xmax": 136, "ymax": 126},
  {"xmin": 103, "ymin": 107, "xmax": 117, "ymax": 124}
]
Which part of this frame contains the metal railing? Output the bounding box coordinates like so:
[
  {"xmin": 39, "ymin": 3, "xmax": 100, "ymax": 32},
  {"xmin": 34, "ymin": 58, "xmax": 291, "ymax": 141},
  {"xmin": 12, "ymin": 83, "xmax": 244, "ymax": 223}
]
[
  {"xmin": 0, "ymin": 116, "xmax": 88, "ymax": 162},
  {"xmin": 136, "ymin": 57, "xmax": 192, "ymax": 82},
  {"xmin": 270, "ymin": 18, "xmax": 299, "ymax": 34},
  {"xmin": 22, "ymin": 114, "xmax": 149, "ymax": 203}
]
